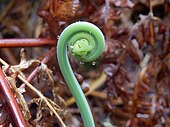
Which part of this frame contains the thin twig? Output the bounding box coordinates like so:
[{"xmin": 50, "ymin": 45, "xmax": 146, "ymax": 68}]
[
  {"xmin": 89, "ymin": 91, "xmax": 107, "ymax": 99},
  {"xmin": 0, "ymin": 38, "xmax": 56, "ymax": 47},
  {"xmin": 0, "ymin": 58, "xmax": 66, "ymax": 127},
  {"xmin": 0, "ymin": 67, "xmax": 26, "ymax": 127},
  {"xmin": 20, "ymin": 48, "xmax": 55, "ymax": 88}
]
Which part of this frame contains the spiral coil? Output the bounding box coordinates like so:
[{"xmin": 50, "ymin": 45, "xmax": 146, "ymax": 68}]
[{"xmin": 57, "ymin": 22, "xmax": 105, "ymax": 127}]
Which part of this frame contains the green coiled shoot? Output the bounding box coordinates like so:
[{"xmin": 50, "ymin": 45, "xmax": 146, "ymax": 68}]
[{"xmin": 57, "ymin": 21, "xmax": 105, "ymax": 127}]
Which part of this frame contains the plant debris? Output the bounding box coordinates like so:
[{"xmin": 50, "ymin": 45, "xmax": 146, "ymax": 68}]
[{"xmin": 0, "ymin": 0, "xmax": 170, "ymax": 126}]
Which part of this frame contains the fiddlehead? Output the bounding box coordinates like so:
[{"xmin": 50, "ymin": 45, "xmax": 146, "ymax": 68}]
[{"xmin": 57, "ymin": 22, "xmax": 105, "ymax": 127}]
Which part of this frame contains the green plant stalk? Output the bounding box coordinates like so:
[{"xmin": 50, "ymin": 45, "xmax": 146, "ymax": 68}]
[{"xmin": 57, "ymin": 22, "xmax": 105, "ymax": 127}]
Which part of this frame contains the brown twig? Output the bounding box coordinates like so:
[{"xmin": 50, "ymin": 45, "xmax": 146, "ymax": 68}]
[
  {"xmin": 89, "ymin": 91, "xmax": 107, "ymax": 99},
  {"xmin": 0, "ymin": 67, "xmax": 26, "ymax": 127},
  {"xmin": 20, "ymin": 48, "xmax": 55, "ymax": 88},
  {"xmin": 0, "ymin": 38, "xmax": 56, "ymax": 47}
]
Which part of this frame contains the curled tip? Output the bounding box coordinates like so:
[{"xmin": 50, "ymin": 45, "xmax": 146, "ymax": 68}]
[{"xmin": 58, "ymin": 21, "xmax": 105, "ymax": 62}]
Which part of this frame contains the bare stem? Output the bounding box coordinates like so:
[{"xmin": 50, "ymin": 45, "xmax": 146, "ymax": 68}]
[
  {"xmin": 0, "ymin": 67, "xmax": 26, "ymax": 127},
  {"xmin": 0, "ymin": 38, "xmax": 56, "ymax": 48}
]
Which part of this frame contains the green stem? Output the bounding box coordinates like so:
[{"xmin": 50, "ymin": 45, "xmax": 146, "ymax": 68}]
[{"xmin": 57, "ymin": 22, "xmax": 105, "ymax": 127}]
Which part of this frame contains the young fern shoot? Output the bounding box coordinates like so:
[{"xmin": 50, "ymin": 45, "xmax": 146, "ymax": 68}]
[{"xmin": 57, "ymin": 22, "xmax": 105, "ymax": 127}]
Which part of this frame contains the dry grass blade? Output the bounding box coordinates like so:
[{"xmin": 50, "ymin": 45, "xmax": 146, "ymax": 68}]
[{"xmin": 6, "ymin": 76, "xmax": 31, "ymax": 121}]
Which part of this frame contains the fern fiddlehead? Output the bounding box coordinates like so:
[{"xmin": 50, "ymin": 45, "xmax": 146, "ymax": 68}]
[{"xmin": 57, "ymin": 22, "xmax": 105, "ymax": 127}]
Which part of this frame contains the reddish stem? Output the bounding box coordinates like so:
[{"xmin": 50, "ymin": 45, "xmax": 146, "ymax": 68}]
[
  {"xmin": 0, "ymin": 38, "xmax": 56, "ymax": 47},
  {"xmin": 0, "ymin": 67, "xmax": 26, "ymax": 127}
]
